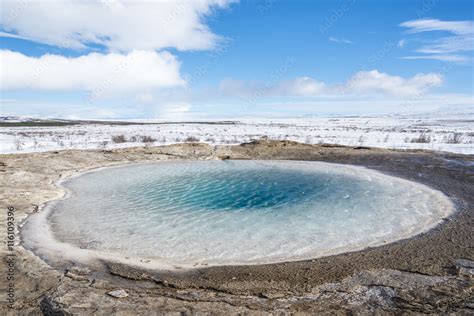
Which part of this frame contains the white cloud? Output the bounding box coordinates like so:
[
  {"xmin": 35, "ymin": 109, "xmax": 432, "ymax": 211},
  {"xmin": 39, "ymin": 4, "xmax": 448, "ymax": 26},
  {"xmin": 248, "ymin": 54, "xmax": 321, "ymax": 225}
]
[
  {"xmin": 0, "ymin": 31, "xmax": 32, "ymax": 41},
  {"xmin": 164, "ymin": 102, "xmax": 191, "ymax": 113},
  {"xmin": 255, "ymin": 94, "xmax": 474, "ymax": 116},
  {"xmin": 398, "ymin": 39, "xmax": 406, "ymax": 47},
  {"xmin": 329, "ymin": 37, "xmax": 354, "ymax": 44},
  {"xmin": 218, "ymin": 78, "xmax": 254, "ymax": 97},
  {"xmin": 400, "ymin": 19, "xmax": 474, "ymax": 62},
  {"xmin": 344, "ymin": 70, "xmax": 443, "ymax": 96},
  {"xmin": 416, "ymin": 36, "xmax": 473, "ymax": 55},
  {"xmin": 0, "ymin": 0, "xmax": 234, "ymax": 51},
  {"xmin": 4, "ymin": 93, "xmax": 472, "ymax": 119},
  {"xmin": 401, "ymin": 55, "xmax": 468, "ymax": 63},
  {"xmin": 135, "ymin": 93, "xmax": 155, "ymax": 104},
  {"xmin": 153, "ymin": 102, "xmax": 192, "ymax": 120},
  {"xmin": 275, "ymin": 77, "xmax": 326, "ymax": 96},
  {"xmin": 0, "ymin": 50, "xmax": 185, "ymax": 96},
  {"xmin": 217, "ymin": 70, "xmax": 443, "ymax": 98},
  {"xmin": 400, "ymin": 19, "xmax": 473, "ymax": 35},
  {"xmin": 218, "ymin": 76, "xmax": 326, "ymax": 98}
]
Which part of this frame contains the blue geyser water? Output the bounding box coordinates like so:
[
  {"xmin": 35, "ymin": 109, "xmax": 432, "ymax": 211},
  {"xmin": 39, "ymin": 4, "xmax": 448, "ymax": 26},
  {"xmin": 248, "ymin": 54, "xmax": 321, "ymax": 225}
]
[
  {"xmin": 42, "ymin": 160, "xmax": 452, "ymax": 267},
  {"xmin": 135, "ymin": 165, "xmax": 341, "ymax": 210}
]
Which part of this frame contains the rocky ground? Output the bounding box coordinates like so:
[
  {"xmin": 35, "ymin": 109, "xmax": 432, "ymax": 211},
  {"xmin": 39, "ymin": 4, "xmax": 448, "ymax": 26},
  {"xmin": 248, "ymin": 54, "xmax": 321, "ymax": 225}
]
[{"xmin": 1, "ymin": 140, "xmax": 473, "ymax": 314}]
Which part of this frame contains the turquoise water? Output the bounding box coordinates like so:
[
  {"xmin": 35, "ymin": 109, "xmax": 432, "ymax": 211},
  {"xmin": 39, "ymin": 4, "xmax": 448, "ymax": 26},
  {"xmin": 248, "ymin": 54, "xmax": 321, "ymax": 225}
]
[
  {"xmin": 44, "ymin": 160, "xmax": 452, "ymax": 267},
  {"xmin": 133, "ymin": 165, "xmax": 343, "ymax": 210}
]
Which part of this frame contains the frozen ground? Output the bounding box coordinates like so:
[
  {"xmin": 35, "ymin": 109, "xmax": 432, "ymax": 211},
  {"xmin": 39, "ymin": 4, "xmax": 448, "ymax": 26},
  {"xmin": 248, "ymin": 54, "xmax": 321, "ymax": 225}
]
[{"xmin": 0, "ymin": 116, "xmax": 473, "ymax": 154}]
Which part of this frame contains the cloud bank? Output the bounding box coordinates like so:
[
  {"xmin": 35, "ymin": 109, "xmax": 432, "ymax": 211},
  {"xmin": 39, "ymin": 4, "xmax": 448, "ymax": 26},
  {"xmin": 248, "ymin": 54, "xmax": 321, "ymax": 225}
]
[
  {"xmin": 0, "ymin": 0, "xmax": 237, "ymax": 102},
  {"xmin": 0, "ymin": 0, "xmax": 234, "ymax": 51},
  {"xmin": 218, "ymin": 70, "xmax": 443, "ymax": 98},
  {"xmin": 344, "ymin": 70, "xmax": 443, "ymax": 96},
  {"xmin": 0, "ymin": 50, "xmax": 185, "ymax": 96}
]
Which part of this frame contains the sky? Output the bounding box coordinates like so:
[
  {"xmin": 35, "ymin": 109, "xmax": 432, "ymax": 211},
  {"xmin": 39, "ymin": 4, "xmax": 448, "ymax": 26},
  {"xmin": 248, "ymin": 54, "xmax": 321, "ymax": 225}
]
[{"xmin": 0, "ymin": 0, "xmax": 473, "ymax": 119}]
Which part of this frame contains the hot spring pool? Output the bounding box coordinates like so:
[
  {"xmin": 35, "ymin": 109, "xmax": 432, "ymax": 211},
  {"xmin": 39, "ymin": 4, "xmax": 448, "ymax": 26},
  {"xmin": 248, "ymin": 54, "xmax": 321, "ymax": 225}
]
[{"xmin": 24, "ymin": 160, "xmax": 454, "ymax": 268}]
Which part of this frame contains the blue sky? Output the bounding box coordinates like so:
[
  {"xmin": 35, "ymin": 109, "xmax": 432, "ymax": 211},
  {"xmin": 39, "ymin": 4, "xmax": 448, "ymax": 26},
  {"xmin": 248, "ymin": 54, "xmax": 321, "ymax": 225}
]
[{"xmin": 0, "ymin": 0, "xmax": 473, "ymax": 119}]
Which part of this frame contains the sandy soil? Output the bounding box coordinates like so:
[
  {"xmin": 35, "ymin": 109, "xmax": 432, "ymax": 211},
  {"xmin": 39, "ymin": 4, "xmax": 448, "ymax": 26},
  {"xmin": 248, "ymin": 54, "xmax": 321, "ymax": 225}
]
[{"xmin": 1, "ymin": 141, "xmax": 473, "ymax": 314}]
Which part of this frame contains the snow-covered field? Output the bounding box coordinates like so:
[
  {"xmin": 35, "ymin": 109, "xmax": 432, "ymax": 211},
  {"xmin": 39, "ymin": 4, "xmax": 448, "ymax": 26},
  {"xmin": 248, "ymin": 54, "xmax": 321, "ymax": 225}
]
[{"xmin": 1, "ymin": 116, "xmax": 473, "ymax": 155}]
